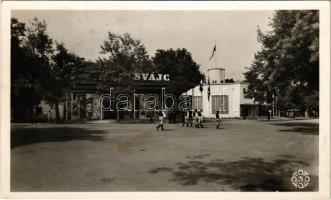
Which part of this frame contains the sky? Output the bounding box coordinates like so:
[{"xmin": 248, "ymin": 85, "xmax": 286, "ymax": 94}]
[{"xmin": 13, "ymin": 10, "xmax": 274, "ymax": 81}]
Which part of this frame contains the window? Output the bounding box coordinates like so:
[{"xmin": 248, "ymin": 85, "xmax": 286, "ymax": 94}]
[
  {"xmin": 212, "ymin": 95, "xmax": 229, "ymax": 114},
  {"xmin": 192, "ymin": 96, "xmax": 203, "ymax": 110},
  {"xmin": 243, "ymin": 88, "xmax": 247, "ymax": 94}
]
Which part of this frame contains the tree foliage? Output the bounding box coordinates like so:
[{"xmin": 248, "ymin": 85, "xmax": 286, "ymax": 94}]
[
  {"xmin": 96, "ymin": 32, "xmax": 153, "ymax": 93},
  {"xmin": 46, "ymin": 43, "xmax": 87, "ymax": 122},
  {"xmin": 96, "ymin": 32, "xmax": 203, "ymax": 97},
  {"xmin": 11, "ymin": 18, "xmax": 88, "ymax": 122},
  {"xmin": 25, "ymin": 18, "xmax": 54, "ymax": 58},
  {"xmin": 153, "ymin": 48, "xmax": 204, "ymax": 96},
  {"xmin": 11, "ymin": 18, "xmax": 45, "ymax": 121},
  {"xmin": 244, "ymin": 10, "xmax": 319, "ymax": 114},
  {"xmin": 12, "ymin": 21, "xmax": 204, "ymax": 121}
]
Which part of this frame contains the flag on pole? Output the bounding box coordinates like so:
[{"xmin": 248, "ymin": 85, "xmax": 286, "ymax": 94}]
[
  {"xmin": 207, "ymin": 78, "xmax": 211, "ymax": 101},
  {"xmin": 209, "ymin": 44, "xmax": 216, "ymax": 60},
  {"xmin": 199, "ymin": 81, "xmax": 203, "ymax": 94}
]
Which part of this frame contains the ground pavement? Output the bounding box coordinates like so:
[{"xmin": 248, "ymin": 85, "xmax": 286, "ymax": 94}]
[{"xmin": 10, "ymin": 119, "xmax": 319, "ymax": 191}]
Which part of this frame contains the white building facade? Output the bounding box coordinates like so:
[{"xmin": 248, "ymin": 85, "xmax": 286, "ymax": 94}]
[{"xmin": 185, "ymin": 68, "xmax": 261, "ymax": 119}]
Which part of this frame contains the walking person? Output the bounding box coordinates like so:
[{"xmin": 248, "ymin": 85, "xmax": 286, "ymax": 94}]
[
  {"xmin": 47, "ymin": 110, "xmax": 52, "ymax": 123},
  {"xmin": 31, "ymin": 107, "xmax": 38, "ymax": 124},
  {"xmin": 182, "ymin": 110, "xmax": 189, "ymax": 127},
  {"xmin": 267, "ymin": 108, "xmax": 272, "ymax": 121},
  {"xmin": 197, "ymin": 110, "xmax": 204, "ymax": 128},
  {"xmin": 216, "ymin": 110, "xmax": 221, "ymax": 129},
  {"xmin": 188, "ymin": 110, "xmax": 193, "ymax": 127},
  {"xmin": 156, "ymin": 110, "xmax": 165, "ymax": 131},
  {"xmin": 192, "ymin": 109, "xmax": 198, "ymax": 128},
  {"xmin": 183, "ymin": 110, "xmax": 192, "ymax": 127}
]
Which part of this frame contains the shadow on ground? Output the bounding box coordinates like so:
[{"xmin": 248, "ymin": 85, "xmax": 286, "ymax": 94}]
[
  {"xmin": 148, "ymin": 156, "xmax": 318, "ymax": 191},
  {"xmin": 270, "ymin": 122, "xmax": 319, "ymax": 135},
  {"xmin": 11, "ymin": 127, "xmax": 107, "ymax": 149}
]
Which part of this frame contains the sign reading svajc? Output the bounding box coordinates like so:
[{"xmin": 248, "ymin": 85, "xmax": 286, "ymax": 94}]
[{"xmin": 134, "ymin": 73, "xmax": 170, "ymax": 82}]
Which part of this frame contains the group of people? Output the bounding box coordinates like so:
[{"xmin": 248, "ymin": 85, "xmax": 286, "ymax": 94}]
[
  {"xmin": 182, "ymin": 109, "xmax": 204, "ymax": 128},
  {"xmin": 31, "ymin": 107, "xmax": 52, "ymax": 124},
  {"xmin": 156, "ymin": 109, "xmax": 222, "ymax": 131}
]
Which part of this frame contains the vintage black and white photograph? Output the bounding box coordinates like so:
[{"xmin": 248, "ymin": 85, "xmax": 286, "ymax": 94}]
[{"xmin": 1, "ymin": 1, "xmax": 330, "ymax": 199}]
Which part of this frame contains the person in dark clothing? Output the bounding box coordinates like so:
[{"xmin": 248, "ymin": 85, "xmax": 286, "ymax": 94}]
[
  {"xmin": 188, "ymin": 110, "xmax": 193, "ymax": 127},
  {"xmin": 182, "ymin": 110, "xmax": 192, "ymax": 127},
  {"xmin": 174, "ymin": 111, "xmax": 177, "ymax": 124},
  {"xmin": 156, "ymin": 110, "xmax": 165, "ymax": 131},
  {"xmin": 168, "ymin": 112, "xmax": 172, "ymax": 124},
  {"xmin": 197, "ymin": 110, "xmax": 204, "ymax": 128},
  {"xmin": 31, "ymin": 107, "xmax": 38, "ymax": 124},
  {"xmin": 216, "ymin": 110, "xmax": 221, "ymax": 129}
]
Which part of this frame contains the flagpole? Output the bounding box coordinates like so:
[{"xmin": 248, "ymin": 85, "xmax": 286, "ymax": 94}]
[
  {"xmin": 208, "ymin": 40, "xmax": 217, "ymax": 118},
  {"xmin": 212, "ymin": 39, "xmax": 217, "ymax": 119},
  {"xmin": 216, "ymin": 39, "xmax": 222, "ymax": 118},
  {"xmin": 214, "ymin": 39, "xmax": 217, "ymax": 68}
]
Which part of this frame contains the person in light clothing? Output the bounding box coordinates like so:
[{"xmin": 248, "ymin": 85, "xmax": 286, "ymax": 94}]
[
  {"xmin": 182, "ymin": 110, "xmax": 189, "ymax": 127},
  {"xmin": 156, "ymin": 110, "xmax": 165, "ymax": 131},
  {"xmin": 197, "ymin": 110, "xmax": 204, "ymax": 128}
]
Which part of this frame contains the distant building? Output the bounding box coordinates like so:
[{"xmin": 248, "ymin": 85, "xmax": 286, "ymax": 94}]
[
  {"xmin": 34, "ymin": 68, "xmax": 265, "ymax": 122},
  {"xmin": 185, "ymin": 68, "xmax": 266, "ymax": 119},
  {"xmin": 36, "ymin": 73, "xmax": 171, "ymax": 122}
]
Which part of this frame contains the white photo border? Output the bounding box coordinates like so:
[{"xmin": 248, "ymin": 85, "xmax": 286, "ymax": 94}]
[{"xmin": 1, "ymin": 1, "xmax": 330, "ymax": 199}]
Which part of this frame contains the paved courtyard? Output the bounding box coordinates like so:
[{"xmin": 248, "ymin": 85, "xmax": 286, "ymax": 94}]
[{"xmin": 11, "ymin": 119, "xmax": 319, "ymax": 191}]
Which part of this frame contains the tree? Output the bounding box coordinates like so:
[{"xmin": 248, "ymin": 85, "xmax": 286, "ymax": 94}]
[
  {"xmin": 46, "ymin": 43, "xmax": 87, "ymax": 122},
  {"xmin": 23, "ymin": 17, "xmax": 55, "ymax": 104},
  {"xmin": 97, "ymin": 32, "xmax": 153, "ymax": 90},
  {"xmin": 152, "ymin": 48, "xmax": 203, "ymax": 97},
  {"xmin": 25, "ymin": 18, "xmax": 54, "ymax": 58},
  {"xmin": 244, "ymin": 10, "xmax": 319, "ymax": 116},
  {"xmin": 97, "ymin": 33, "xmax": 203, "ymax": 121},
  {"xmin": 152, "ymin": 48, "xmax": 203, "ymax": 123},
  {"xmin": 11, "ymin": 18, "xmax": 46, "ymax": 121},
  {"xmin": 11, "ymin": 17, "xmax": 87, "ymax": 122},
  {"xmin": 97, "ymin": 32, "xmax": 153, "ymax": 120}
]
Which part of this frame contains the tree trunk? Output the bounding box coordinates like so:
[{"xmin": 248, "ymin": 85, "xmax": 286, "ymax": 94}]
[
  {"xmin": 55, "ymin": 102, "xmax": 60, "ymax": 123},
  {"xmin": 63, "ymin": 100, "xmax": 67, "ymax": 122},
  {"xmin": 64, "ymin": 90, "xmax": 68, "ymax": 121}
]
